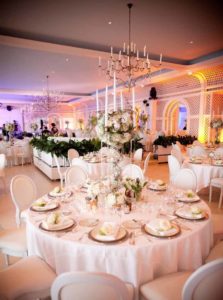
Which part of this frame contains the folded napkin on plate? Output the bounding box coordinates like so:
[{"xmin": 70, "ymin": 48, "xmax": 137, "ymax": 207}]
[
  {"xmin": 42, "ymin": 213, "xmax": 71, "ymax": 230},
  {"xmin": 146, "ymin": 219, "xmax": 176, "ymax": 236},
  {"xmin": 178, "ymin": 206, "xmax": 203, "ymax": 219},
  {"xmin": 96, "ymin": 222, "xmax": 120, "ymax": 241}
]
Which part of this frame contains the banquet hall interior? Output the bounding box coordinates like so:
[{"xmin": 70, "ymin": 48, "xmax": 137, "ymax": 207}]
[{"xmin": 0, "ymin": 0, "xmax": 223, "ymax": 299}]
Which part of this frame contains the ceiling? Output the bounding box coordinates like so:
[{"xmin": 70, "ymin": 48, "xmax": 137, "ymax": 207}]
[{"xmin": 0, "ymin": 0, "xmax": 222, "ymax": 107}]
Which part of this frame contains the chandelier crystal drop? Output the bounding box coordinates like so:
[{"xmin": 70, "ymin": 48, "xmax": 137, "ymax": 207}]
[{"xmin": 98, "ymin": 3, "xmax": 162, "ymax": 89}]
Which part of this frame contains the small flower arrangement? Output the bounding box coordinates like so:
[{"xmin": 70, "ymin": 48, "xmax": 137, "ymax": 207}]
[
  {"xmin": 210, "ymin": 118, "xmax": 223, "ymax": 129},
  {"xmin": 96, "ymin": 110, "xmax": 133, "ymax": 148},
  {"xmin": 123, "ymin": 177, "xmax": 147, "ymax": 201},
  {"xmin": 30, "ymin": 122, "xmax": 38, "ymax": 131},
  {"xmin": 5, "ymin": 122, "xmax": 14, "ymax": 132},
  {"xmin": 139, "ymin": 112, "xmax": 149, "ymax": 124}
]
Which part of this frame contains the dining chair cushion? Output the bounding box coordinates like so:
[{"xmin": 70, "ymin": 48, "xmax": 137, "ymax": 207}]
[
  {"xmin": 140, "ymin": 272, "xmax": 191, "ymax": 300},
  {"xmin": 205, "ymin": 241, "xmax": 223, "ymax": 263},
  {"xmin": 0, "ymin": 256, "xmax": 56, "ymax": 300},
  {"xmin": 0, "ymin": 227, "xmax": 27, "ymax": 256}
]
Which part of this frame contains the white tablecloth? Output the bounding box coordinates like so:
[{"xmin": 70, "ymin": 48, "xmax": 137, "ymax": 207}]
[
  {"xmin": 184, "ymin": 159, "xmax": 223, "ymax": 191},
  {"xmin": 84, "ymin": 157, "xmax": 131, "ymax": 180},
  {"xmin": 0, "ymin": 140, "xmax": 32, "ymax": 165},
  {"xmin": 27, "ymin": 188, "xmax": 213, "ymax": 300}
]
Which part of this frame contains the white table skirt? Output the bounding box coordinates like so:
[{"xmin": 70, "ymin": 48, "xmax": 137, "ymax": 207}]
[
  {"xmin": 183, "ymin": 160, "xmax": 223, "ymax": 191},
  {"xmin": 27, "ymin": 189, "xmax": 213, "ymax": 300}
]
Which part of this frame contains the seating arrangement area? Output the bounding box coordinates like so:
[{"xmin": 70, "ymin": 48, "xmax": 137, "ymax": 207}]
[{"xmin": 0, "ymin": 1, "xmax": 223, "ymax": 299}]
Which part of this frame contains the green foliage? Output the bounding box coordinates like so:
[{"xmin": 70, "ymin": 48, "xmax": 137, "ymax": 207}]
[
  {"xmin": 122, "ymin": 138, "xmax": 143, "ymax": 153},
  {"xmin": 30, "ymin": 137, "xmax": 101, "ymax": 158},
  {"xmin": 153, "ymin": 135, "xmax": 196, "ymax": 148}
]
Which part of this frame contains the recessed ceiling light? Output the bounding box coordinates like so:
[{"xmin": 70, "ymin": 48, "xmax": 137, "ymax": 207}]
[
  {"xmin": 187, "ymin": 70, "xmax": 193, "ymax": 75},
  {"xmin": 108, "ymin": 21, "xmax": 112, "ymax": 25},
  {"xmin": 65, "ymin": 58, "xmax": 69, "ymax": 62},
  {"xmin": 51, "ymin": 70, "xmax": 55, "ymax": 74},
  {"xmin": 189, "ymin": 41, "xmax": 194, "ymax": 44}
]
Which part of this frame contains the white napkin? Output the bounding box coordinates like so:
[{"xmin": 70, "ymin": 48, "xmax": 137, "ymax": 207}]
[
  {"xmin": 146, "ymin": 219, "xmax": 176, "ymax": 236},
  {"xmin": 96, "ymin": 222, "xmax": 120, "ymax": 241},
  {"xmin": 42, "ymin": 217, "xmax": 72, "ymax": 230}
]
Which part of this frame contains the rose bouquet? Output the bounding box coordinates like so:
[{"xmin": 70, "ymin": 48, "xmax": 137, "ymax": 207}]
[
  {"xmin": 5, "ymin": 122, "xmax": 14, "ymax": 132},
  {"xmin": 123, "ymin": 177, "xmax": 147, "ymax": 201}
]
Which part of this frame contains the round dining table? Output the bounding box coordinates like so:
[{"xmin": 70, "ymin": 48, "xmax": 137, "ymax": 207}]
[
  {"xmin": 26, "ymin": 185, "xmax": 213, "ymax": 300},
  {"xmin": 183, "ymin": 158, "xmax": 223, "ymax": 192}
]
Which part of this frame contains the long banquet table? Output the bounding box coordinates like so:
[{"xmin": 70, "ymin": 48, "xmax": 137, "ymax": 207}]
[{"xmin": 27, "ymin": 185, "xmax": 213, "ymax": 300}]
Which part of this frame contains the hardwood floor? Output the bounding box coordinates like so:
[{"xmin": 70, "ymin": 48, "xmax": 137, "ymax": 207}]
[{"xmin": 0, "ymin": 157, "xmax": 222, "ymax": 269}]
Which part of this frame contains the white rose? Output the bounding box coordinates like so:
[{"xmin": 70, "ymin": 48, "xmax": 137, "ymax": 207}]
[{"xmin": 106, "ymin": 193, "xmax": 116, "ymax": 207}]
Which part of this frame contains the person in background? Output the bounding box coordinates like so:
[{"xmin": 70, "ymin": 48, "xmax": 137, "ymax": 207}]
[
  {"xmin": 51, "ymin": 123, "xmax": 59, "ymax": 135},
  {"xmin": 2, "ymin": 124, "xmax": 7, "ymax": 137},
  {"xmin": 42, "ymin": 126, "xmax": 50, "ymax": 136}
]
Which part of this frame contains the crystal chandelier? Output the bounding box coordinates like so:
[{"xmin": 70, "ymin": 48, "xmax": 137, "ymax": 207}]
[
  {"xmin": 32, "ymin": 75, "xmax": 62, "ymax": 112},
  {"xmin": 98, "ymin": 3, "xmax": 162, "ymax": 89}
]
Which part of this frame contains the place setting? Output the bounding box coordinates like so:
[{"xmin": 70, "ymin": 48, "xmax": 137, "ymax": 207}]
[
  {"xmin": 147, "ymin": 179, "xmax": 167, "ymax": 191},
  {"xmin": 48, "ymin": 186, "xmax": 73, "ymax": 199},
  {"xmin": 39, "ymin": 212, "xmax": 77, "ymax": 232},
  {"xmin": 174, "ymin": 204, "xmax": 209, "ymax": 221},
  {"xmin": 175, "ymin": 189, "xmax": 200, "ymax": 203},
  {"xmin": 30, "ymin": 198, "xmax": 60, "ymax": 212}
]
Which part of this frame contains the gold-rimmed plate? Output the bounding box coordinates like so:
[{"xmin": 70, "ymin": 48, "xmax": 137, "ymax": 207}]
[
  {"xmin": 48, "ymin": 191, "xmax": 72, "ymax": 198},
  {"xmin": 39, "ymin": 218, "xmax": 76, "ymax": 232},
  {"xmin": 175, "ymin": 207, "xmax": 208, "ymax": 220},
  {"xmin": 148, "ymin": 185, "xmax": 167, "ymax": 191},
  {"xmin": 30, "ymin": 202, "xmax": 59, "ymax": 212},
  {"xmin": 88, "ymin": 226, "xmax": 128, "ymax": 243},
  {"xmin": 142, "ymin": 221, "xmax": 180, "ymax": 238}
]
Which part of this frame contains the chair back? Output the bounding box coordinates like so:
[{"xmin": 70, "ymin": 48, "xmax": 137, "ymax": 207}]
[
  {"xmin": 122, "ymin": 164, "xmax": 144, "ymax": 181},
  {"xmin": 190, "ymin": 146, "xmax": 206, "ymax": 157},
  {"xmin": 172, "ymin": 143, "xmax": 181, "ymax": 153},
  {"xmin": 67, "ymin": 149, "xmax": 79, "ymax": 165},
  {"xmin": 168, "ymin": 155, "xmax": 181, "ymax": 183},
  {"xmin": 51, "ymin": 271, "xmax": 130, "ymax": 300},
  {"xmin": 0, "ymin": 153, "xmax": 6, "ymax": 169},
  {"xmin": 214, "ymin": 147, "xmax": 223, "ymax": 158},
  {"xmin": 133, "ymin": 148, "xmax": 143, "ymax": 162},
  {"xmin": 71, "ymin": 158, "xmax": 89, "ymax": 174},
  {"xmin": 171, "ymin": 149, "xmax": 183, "ymax": 165},
  {"xmin": 10, "ymin": 175, "xmax": 37, "ymax": 227},
  {"xmin": 0, "ymin": 153, "xmax": 6, "ymax": 178},
  {"xmin": 173, "ymin": 168, "xmax": 197, "ymax": 191},
  {"xmin": 65, "ymin": 165, "xmax": 88, "ymax": 186},
  {"xmin": 182, "ymin": 258, "xmax": 223, "ymax": 300},
  {"xmin": 143, "ymin": 152, "xmax": 151, "ymax": 175}
]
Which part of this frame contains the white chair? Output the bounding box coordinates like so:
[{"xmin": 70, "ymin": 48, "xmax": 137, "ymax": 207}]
[
  {"xmin": 51, "ymin": 271, "xmax": 133, "ymax": 300},
  {"xmin": 209, "ymin": 178, "xmax": 223, "ymax": 208},
  {"xmin": 167, "ymin": 155, "xmax": 181, "ymax": 183},
  {"xmin": 13, "ymin": 143, "xmax": 32, "ymax": 166},
  {"xmin": 172, "ymin": 168, "xmax": 197, "ymax": 191},
  {"xmin": 10, "ymin": 174, "xmax": 37, "ymax": 227},
  {"xmin": 0, "ymin": 226, "xmax": 27, "ymax": 266},
  {"xmin": 67, "ymin": 148, "xmax": 79, "ymax": 166},
  {"xmin": 0, "ymin": 255, "xmax": 56, "ymax": 300},
  {"xmin": 143, "ymin": 152, "xmax": 151, "ymax": 175},
  {"xmin": 71, "ymin": 157, "xmax": 89, "ymax": 174},
  {"xmin": 172, "ymin": 143, "xmax": 181, "ymax": 153},
  {"xmin": 171, "ymin": 148, "xmax": 183, "ymax": 165},
  {"xmin": 122, "ymin": 164, "xmax": 144, "ymax": 181},
  {"xmin": 211, "ymin": 214, "xmax": 223, "ymax": 244},
  {"xmin": 140, "ymin": 259, "xmax": 223, "ymax": 300},
  {"xmin": 133, "ymin": 148, "xmax": 143, "ymax": 162},
  {"xmin": 190, "ymin": 145, "xmax": 206, "ymax": 157},
  {"xmin": 214, "ymin": 147, "xmax": 223, "ymax": 158},
  {"xmin": 0, "ymin": 153, "xmax": 6, "ymax": 189},
  {"xmin": 54, "ymin": 154, "xmax": 66, "ymax": 188},
  {"xmin": 65, "ymin": 165, "xmax": 88, "ymax": 186}
]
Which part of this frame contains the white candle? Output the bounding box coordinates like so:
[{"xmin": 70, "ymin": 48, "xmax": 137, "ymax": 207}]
[
  {"xmin": 132, "ymin": 87, "xmax": 135, "ymax": 127},
  {"xmin": 123, "ymin": 42, "xmax": 126, "ymax": 52},
  {"xmin": 120, "ymin": 90, "xmax": 124, "ymax": 110},
  {"xmin": 160, "ymin": 53, "xmax": 162, "ymax": 64},
  {"xmin": 134, "ymin": 43, "xmax": 136, "ymax": 53},
  {"xmin": 119, "ymin": 50, "xmax": 121, "ymax": 61},
  {"xmin": 144, "ymin": 45, "xmax": 146, "ymax": 57},
  {"xmin": 96, "ymin": 90, "xmax": 99, "ymax": 118},
  {"xmin": 98, "ymin": 56, "xmax": 101, "ymax": 66},
  {"xmin": 127, "ymin": 45, "xmax": 129, "ymax": 55},
  {"xmin": 105, "ymin": 85, "xmax": 108, "ymax": 127},
  {"xmin": 136, "ymin": 50, "xmax": 139, "ymax": 60},
  {"xmin": 127, "ymin": 56, "xmax": 130, "ymax": 66},
  {"xmin": 131, "ymin": 42, "xmax": 133, "ymax": 52},
  {"xmin": 111, "ymin": 46, "xmax": 113, "ymax": 57},
  {"xmin": 113, "ymin": 72, "xmax": 116, "ymax": 111}
]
